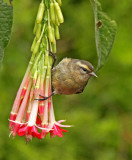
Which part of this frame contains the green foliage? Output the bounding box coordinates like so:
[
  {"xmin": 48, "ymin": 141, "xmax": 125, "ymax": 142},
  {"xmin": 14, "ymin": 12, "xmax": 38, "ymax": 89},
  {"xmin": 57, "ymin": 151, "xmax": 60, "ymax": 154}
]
[
  {"xmin": 0, "ymin": 0, "xmax": 13, "ymax": 66},
  {"xmin": 90, "ymin": 0, "xmax": 117, "ymax": 70},
  {"xmin": 0, "ymin": 0, "xmax": 132, "ymax": 160}
]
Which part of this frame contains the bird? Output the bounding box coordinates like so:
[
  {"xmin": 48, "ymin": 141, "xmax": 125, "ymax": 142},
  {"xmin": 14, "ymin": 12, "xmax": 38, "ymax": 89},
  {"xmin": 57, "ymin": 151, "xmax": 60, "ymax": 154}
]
[{"xmin": 37, "ymin": 56, "xmax": 97, "ymax": 101}]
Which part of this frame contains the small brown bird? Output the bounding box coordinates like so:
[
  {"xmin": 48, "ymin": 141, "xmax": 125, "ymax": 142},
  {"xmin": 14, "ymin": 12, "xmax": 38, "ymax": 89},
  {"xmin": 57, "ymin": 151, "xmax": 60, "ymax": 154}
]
[
  {"xmin": 37, "ymin": 57, "xmax": 97, "ymax": 101},
  {"xmin": 52, "ymin": 58, "xmax": 97, "ymax": 95}
]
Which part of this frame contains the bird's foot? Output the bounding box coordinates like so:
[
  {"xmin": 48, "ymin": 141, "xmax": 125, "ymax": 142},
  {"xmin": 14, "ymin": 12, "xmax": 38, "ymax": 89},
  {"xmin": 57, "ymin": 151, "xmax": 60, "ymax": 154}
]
[
  {"xmin": 35, "ymin": 93, "xmax": 54, "ymax": 101},
  {"xmin": 48, "ymin": 50, "xmax": 57, "ymax": 68}
]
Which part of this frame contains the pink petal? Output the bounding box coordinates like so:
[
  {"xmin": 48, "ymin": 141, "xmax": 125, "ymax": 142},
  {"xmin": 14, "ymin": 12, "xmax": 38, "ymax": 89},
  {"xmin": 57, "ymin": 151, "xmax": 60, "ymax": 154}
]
[
  {"xmin": 53, "ymin": 125, "xmax": 63, "ymax": 137},
  {"xmin": 41, "ymin": 130, "xmax": 47, "ymax": 139},
  {"xmin": 61, "ymin": 129, "xmax": 68, "ymax": 132},
  {"xmin": 36, "ymin": 125, "xmax": 50, "ymax": 131},
  {"xmin": 55, "ymin": 122, "xmax": 71, "ymax": 128},
  {"xmin": 57, "ymin": 120, "xmax": 66, "ymax": 123},
  {"xmin": 18, "ymin": 125, "xmax": 28, "ymax": 136},
  {"xmin": 31, "ymin": 125, "xmax": 41, "ymax": 139}
]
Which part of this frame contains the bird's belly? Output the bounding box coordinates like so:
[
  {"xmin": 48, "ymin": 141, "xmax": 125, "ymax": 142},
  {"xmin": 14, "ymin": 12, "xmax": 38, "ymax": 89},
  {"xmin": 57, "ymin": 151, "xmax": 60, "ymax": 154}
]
[{"xmin": 52, "ymin": 78, "xmax": 85, "ymax": 95}]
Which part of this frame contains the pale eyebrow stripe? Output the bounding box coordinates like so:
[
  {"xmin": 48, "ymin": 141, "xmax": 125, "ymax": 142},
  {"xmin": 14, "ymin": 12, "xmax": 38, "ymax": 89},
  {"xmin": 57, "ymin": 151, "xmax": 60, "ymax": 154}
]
[{"xmin": 76, "ymin": 61, "xmax": 91, "ymax": 72}]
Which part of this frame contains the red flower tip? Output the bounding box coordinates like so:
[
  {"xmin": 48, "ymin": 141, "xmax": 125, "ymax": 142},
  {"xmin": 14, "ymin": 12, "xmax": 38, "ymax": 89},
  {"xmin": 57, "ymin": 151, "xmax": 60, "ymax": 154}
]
[
  {"xmin": 50, "ymin": 124, "xmax": 68, "ymax": 138},
  {"xmin": 12, "ymin": 123, "xmax": 21, "ymax": 137},
  {"xmin": 40, "ymin": 124, "xmax": 48, "ymax": 139},
  {"xmin": 18, "ymin": 125, "xmax": 41, "ymax": 139}
]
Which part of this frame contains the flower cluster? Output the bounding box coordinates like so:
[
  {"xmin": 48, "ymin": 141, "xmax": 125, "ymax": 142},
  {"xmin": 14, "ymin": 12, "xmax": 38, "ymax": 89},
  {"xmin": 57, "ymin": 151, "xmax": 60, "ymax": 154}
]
[{"xmin": 9, "ymin": 0, "xmax": 71, "ymax": 142}]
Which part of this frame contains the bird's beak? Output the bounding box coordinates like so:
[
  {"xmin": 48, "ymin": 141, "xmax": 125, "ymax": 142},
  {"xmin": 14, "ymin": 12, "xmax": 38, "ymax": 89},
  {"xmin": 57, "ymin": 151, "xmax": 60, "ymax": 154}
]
[{"xmin": 89, "ymin": 72, "xmax": 98, "ymax": 77}]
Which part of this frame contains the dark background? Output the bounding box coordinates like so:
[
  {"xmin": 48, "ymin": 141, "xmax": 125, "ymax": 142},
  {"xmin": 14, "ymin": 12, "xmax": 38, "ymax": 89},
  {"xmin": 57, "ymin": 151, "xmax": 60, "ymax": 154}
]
[{"xmin": 0, "ymin": 0, "xmax": 132, "ymax": 160}]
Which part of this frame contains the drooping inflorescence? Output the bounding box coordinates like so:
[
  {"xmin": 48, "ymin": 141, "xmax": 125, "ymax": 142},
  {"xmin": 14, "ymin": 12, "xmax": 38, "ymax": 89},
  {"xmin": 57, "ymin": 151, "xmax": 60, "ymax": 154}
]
[{"xmin": 9, "ymin": 0, "xmax": 71, "ymax": 142}]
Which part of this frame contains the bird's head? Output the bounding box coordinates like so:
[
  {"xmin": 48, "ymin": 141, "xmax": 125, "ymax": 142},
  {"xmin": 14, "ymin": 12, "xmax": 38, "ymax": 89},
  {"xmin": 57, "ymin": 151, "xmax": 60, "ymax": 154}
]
[{"xmin": 71, "ymin": 59, "xmax": 97, "ymax": 82}]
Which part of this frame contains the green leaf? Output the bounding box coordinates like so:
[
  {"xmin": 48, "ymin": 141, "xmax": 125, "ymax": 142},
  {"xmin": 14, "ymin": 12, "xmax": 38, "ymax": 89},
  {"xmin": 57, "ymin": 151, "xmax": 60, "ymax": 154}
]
[
  {"xmin": 90, "ymin": 0, "xmax": 117, "ymax": 70},
  {"xmin": 0, "ymin": 0, "xmax": 13, "ymax": 66}
]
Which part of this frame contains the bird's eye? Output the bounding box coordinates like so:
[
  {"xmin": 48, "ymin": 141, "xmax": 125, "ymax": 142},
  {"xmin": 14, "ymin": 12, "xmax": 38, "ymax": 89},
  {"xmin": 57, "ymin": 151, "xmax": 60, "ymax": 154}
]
[{"xmin": 81, "ymin": 67, "xmax": 88, "ymax": 72}]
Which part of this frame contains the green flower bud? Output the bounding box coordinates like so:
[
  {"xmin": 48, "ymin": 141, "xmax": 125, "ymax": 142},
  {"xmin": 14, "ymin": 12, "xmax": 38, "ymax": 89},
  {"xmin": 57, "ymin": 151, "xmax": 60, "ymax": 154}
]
[
  {"xmin": 33, "ymin": 22, "xmax": 37, "ymax": 35},
  {"xmin": 56, "ymin": 0, "xmax": 62, "ymax": 6},
  {"xmin": 48, "ymin": 25, "xmax": 55, "ymax": 43},
  {"xmin": 31, "ymin": 37, "xmax": 37, "ymax": 52},
  {"xmin": 36, "ymin": 2, "xmax": 45, "ymax": 24},
  {"xmin": 54, "ymin": 2, "xmax": 64, "ymax": 23},
  {"xmin": 36, "ymin": 23, "xmax": 42, "ymax": 40},
  {"xmin": 33, "ymin": 41, "xmax": 40, "ymax": 55},
  {"xmin": 55, "ymin": 13, "xmax": 60, "ymax": 26},
  {"xmin": 51, "ymin": 27, "xmax": 56, "ymax": 44},
  {"xmin": 55, "ymin": 25, "xmax": 60, "ymax": 39},
  {"xmin": 50, "ymin": 2, "xmax": 56, "ymax": 24}
]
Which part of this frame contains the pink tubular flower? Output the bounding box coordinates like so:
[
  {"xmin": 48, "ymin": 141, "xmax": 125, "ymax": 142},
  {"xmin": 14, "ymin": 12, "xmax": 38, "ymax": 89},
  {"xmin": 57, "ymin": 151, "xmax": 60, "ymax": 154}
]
[
  {"xmin": 45, "ymin": 99, "xmax": 71, "ymax": 138},
  {"xmin": 9, "ymin": 58, "xmax": 71, "ymax": 142},
  {"xmin": 9, "ymin": 65, "xmax": 31, "ymax": 130}
]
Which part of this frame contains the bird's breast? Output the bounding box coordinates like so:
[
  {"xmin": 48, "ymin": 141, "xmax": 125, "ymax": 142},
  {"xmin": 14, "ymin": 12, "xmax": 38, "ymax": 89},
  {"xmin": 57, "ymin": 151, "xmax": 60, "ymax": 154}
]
[{"xmin": 52, "ymin": 69, "xmax": 88, "ymax": 95}]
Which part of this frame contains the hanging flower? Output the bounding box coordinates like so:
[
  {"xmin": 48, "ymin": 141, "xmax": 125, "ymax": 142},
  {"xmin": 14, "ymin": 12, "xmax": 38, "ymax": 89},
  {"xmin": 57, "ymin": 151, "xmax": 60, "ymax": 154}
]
[{"xmin": 9, "ymin": 0, "xmax": 71, "ymax": 142}]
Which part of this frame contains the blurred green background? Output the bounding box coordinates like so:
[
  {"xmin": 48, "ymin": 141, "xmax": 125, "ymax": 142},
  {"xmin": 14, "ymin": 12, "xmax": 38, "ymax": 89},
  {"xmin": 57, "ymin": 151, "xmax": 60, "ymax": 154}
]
[{"xmin": 0, "ymin": 0, "xmax": 132, "ymax": 160}]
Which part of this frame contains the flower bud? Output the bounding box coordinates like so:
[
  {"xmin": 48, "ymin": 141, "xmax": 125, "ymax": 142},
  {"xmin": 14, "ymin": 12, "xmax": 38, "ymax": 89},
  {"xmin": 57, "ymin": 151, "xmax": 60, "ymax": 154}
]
[
  {"xmin": 33, "ymin": 22, "xmax": 37, "ymax": 35},
  {"xmin": 36, "ymin": 2, "xmax": 45, "ymax": 24},
  {"xmin": 36, "ymin": 23, "xmax": 42, "ymax": 40},
  {"xmin": 55, "ymin": 13, "xmax": 60, "ymax": 26},
  {"xmin": 33, "ymin": 41, "xmax": 40, "ymax": 55},
  {"xmin": 31, "ymin": 37, "xmax": 37, "ymax": 52},
  {"xmin": 55, "ymin": 25, "xmax": 60, "ymax": 39},
  {"xmin": 48, "ymin": 25, "xmax": 55, "ymax": 43},
  {"xmin": 50, "ymin": 2, "xmax": 56, "ymax": 24},
  {"xmin": 56, "ymin": 0, "xmax": 62, "ymax": 6},
  {"xmin": 54, "ymin": 2, "xmax": 64, "ymax": 23},
  {"xmin": 52, "ymin": 27, "xmax": 56, "ymax": 44}
]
